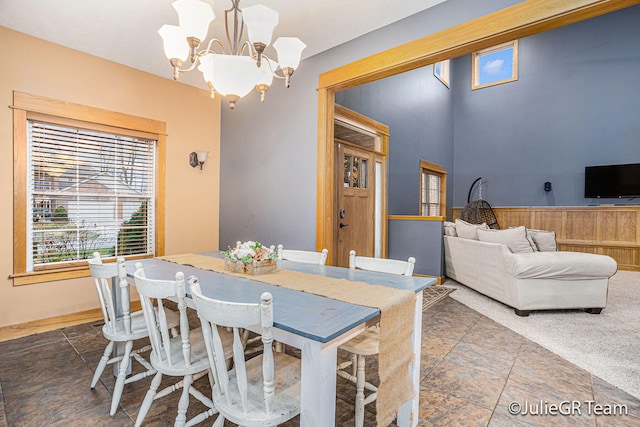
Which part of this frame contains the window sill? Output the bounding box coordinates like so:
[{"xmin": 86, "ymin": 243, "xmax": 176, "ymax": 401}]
[
  {"xmin": 10, "ymin": 267, "xmax": 92, "ymax": 286},
  {"xmin": 10, "ymin": 254, "xmax": 153, "ymax": 286}
]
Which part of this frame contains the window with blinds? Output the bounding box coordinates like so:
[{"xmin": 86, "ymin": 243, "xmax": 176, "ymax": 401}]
[
  {"xmin": 421, "ymin": 173, "xmax": 441, "ymax": 216},
  {"xmin": 28, "ymin": 120, "xmax": 156, "ymax": 270},
  {"xmin": 420, "ymin": 160, "xmax": 447, "ymax": 217}
]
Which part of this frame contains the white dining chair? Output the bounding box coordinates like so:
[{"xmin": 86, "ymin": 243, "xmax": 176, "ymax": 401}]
[
  {"xmin": 88, "ymin": 253, "xmax": 179, "ymax": 416},
  {"xmin": 277, "ymin": 244, "xmax": 329, "ymax": 265},
  {"xmin": 338, "ymin": 250, "xmax": 416, "ymax": 427},
  {"xmin": 133, "ymin": 263, "xmax": 233, "ymax": 427},
  {"xmin": 191, "ymin": 282, "xmax": 302, "ymax": 427}
]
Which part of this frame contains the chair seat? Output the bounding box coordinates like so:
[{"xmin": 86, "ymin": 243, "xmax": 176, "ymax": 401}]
[
  {"xmin": 339, "ymin": 326, "xmax": 380, "ymax": 356},
  {"xmin": 102, "ymin": 308, "xmax": 179, "ymax": 342},
  {"xmin": 150, "ymin": 326, "xmax": 233, "ymax": 377},
  {"xmin": 214, "ymin": 352, "xmax": 301, "ymax": 427}
]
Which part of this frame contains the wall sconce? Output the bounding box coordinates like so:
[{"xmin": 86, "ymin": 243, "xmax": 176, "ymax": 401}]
[{"xmin": 189, "ymin": 151, "xmax": 208, "ymax": 170}]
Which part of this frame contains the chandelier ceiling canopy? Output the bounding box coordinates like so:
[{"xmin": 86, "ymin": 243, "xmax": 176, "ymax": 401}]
[{"xmin": 159, "ymin": 0, "xmax": 306, "ymax": 109}]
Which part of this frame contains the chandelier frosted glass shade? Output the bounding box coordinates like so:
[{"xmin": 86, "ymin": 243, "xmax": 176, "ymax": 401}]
[
  {"xmin": 212, "ymin": 55, "xmax": 259, "ymax": 108},
  {"xmin": 158, "ymin": 25, "xmax": 189, "ymax": 62},
  {"xmin": 159, "ymin": 0, "xmax": 305, "ymax": 109},
  {"xmin": 242, "ymin": 5, "xmax": 278, "ymax": 47},
  {"xmin": 172, "ymin": 0, "xmax": 215, "ymax": 41},
  {"xmin": 273, "ymin": 37, "xmax": 306, "ymax": 70}
]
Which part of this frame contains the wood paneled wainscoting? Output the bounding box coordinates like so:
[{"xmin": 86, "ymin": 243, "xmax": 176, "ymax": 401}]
[{"xmin": 452, "ymin": 206, "xmax": 640, "ymax": 271}]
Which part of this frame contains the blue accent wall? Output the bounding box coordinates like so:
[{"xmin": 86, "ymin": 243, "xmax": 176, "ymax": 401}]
[
  {"xmin": 337, "ymin": 6, "xmax": 640, "ymax": 216},
  {"xmin": 335, "ymin": 66, "xmax": 454, "ymax": 216},
  {"xmin": 452, "ymin": 6, "xmax": 640, "ymax": 208},
  {"xmin": 218, "ymin": 0, "xmax": 520, "ymax": 249}
]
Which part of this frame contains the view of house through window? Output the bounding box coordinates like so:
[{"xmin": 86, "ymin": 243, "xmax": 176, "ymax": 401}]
[
  {"xmin": 28, "ymin": 120, "xmax": 156, "ymax": 270},
  {"xmin": 420, "ymin": 160, "xmax": 446, "ymax": 216}
]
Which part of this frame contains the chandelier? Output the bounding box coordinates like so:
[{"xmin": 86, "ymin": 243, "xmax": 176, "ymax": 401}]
[{"xmin": 159, "ymin": 0, "xmax": 306, "ymax": 109}]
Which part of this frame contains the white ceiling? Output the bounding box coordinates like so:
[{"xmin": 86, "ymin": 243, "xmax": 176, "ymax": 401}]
[{"xmin": 0, "ymin": 0, "xmax": 447, "ymax": 90}]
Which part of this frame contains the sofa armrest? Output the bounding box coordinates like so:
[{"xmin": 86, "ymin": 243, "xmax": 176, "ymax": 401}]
[{"xmin": 504, "ymin": 251, "xmax": 618, "ymax": 280}]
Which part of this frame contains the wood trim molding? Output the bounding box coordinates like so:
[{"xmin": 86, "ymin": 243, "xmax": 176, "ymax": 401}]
[
  {"xmin": 388, "ymin": 215, "xmax": 446, "ymax": 222},
  {"xmin": 0, "ymin": 301, "xmax": 142, "ymax": 342},
  {"xmin": 11, "ymin": 91, "xmax": 167, "ymax": 285},
  {"xmin": 318, "ymin": 0, "xmax": 638, "ymax": 91},
  {"xmin": 12, "ymin": 92, "xmax": 166, "ymax": 135},
  {"xmin": 335, "ymin": 104, "xmax": 390, "ymax": 137},
  {"xmin": 453, "ymin": 205, "xmax": 640, "ymax": 271},
  {"xmin": 315, "ymin": 0, "xmax": 639, "ymax": 264}
]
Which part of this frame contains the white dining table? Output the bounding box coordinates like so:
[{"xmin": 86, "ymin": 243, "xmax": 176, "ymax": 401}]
[{"xmin": 127, "ymin": 253, "xmax": 435, "ymax": 427}]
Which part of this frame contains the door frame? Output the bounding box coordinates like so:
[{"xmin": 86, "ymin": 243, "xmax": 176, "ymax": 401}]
[
  {"xmin": 333, "ymin": 105, "xmax": 389, "ymax": 264},
  {"xmin": 315, "ymin": 0, "xmax": 637, "ymax": 262}
]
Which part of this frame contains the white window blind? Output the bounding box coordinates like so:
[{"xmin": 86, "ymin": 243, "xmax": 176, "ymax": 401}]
[
  {"xmin": 27, "ymin": 120, "xmax": 156, "ymax": 270},
  {"xmin": 421, "ymin": 172, "xmax": 441, "ymax": 216}
]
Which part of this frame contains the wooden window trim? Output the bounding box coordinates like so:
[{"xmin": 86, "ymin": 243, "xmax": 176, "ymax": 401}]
[
  {"xmin": 472, "ymin": 40, "xmax": 519, "ymax": 90},
  {"xmin": 420, "ymin": 160, "xmax": 447, "ymax": 217},
  {"xmin": 11, "ymin": 92, "xmax": 166, "ymax": 286}
]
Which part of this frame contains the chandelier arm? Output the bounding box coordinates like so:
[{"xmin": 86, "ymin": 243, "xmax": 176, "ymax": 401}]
[
  {"xmin": 260, "ymin": 55, "xmax": 286, "ymax": 80},
  {"xmin": 200, "ymin": 39, "xmax": 228, "ymax": 56},
  {"xmin": 239, "ymin": 41, "xmax": 254, "ymax": 57},
  {"xmin": 175, "ymin": 59, "xmax": 201, "ymax": 74}
]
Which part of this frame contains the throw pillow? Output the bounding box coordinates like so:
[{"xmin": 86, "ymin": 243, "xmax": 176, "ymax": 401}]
[
  {"xmin": 454, "ymin": 219, "xmax": 488, "ymax": 240},
  {"xmin": 527, "ymin": 228, "xmax": 557, "ymax": 252},
  {"xmin": 477, "ymin": 226, "xmax": 535, "ymax": 253},
  {"xmin": 444, "ymin": 221, "xmax": 457, "ymax": 237}
]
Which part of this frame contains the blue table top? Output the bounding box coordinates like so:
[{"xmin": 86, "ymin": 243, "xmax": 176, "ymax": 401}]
[{"xmin": 127, "ymin": 252, "xmax": 435, "ymax": 343}]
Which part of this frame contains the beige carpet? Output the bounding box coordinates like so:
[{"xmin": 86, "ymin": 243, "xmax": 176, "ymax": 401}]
[
  {"xmin": 422, "ymin": 286, "xmax": 456, "ymax": 311},
  {"xmin": 446, "ymin": 270, "xmax": 640, "ymax": 400}
]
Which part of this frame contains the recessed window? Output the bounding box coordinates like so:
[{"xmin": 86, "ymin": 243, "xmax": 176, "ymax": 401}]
[
  {"xmin": 420, "ymin": 160, "xmax": 446, "ymax": 216},
  {"xmin": 433, "ymin": 60, "xmax": 450, "ymax": 88},
  {"xmin": 472, "ymin": 40, "xmax": 518, "ymax": 90}
]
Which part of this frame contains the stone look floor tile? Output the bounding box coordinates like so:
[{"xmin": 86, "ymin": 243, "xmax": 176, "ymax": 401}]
[
  {"xmin": 423, "ymin": 357, "xmax": 508, "ymax": 411},
  {"xmin": 495, "ymin": 377, "xmax": 596, "ymax": 427},
  {"xmin": 0, "ymin": 296, "xmax": 638, "ymax": 426},
  {"xmin": 442, "ymin": 341, "xmax": 518, "ymax": 379},
  {"xmin": 418, "ymin": 386, "xmax": 493, "ymax": 426},
  {"xmin": 461, "ymin": 317, "xmax": 524, "ymax": 354}
]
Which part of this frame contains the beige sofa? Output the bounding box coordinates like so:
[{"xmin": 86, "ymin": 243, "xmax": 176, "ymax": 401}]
[{"xmin": 443, "ymin": 222, "xmax": 618, "ymax": 316}]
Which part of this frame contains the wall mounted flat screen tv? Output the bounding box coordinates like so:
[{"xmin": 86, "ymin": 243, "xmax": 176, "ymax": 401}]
[{"xmin": 585, "ymin": 163, "xmax": 640, "ymax": 198}]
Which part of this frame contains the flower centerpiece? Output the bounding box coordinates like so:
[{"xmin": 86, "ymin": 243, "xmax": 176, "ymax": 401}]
[{"xmin": 221, "ymin": 241, "xmax": 278, "ymax": 275}]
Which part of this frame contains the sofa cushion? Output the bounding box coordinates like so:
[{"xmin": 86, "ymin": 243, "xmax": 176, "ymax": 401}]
[
  {"xmin": 505, "ymin": 251, "xmax": 618, "ymax": 279},
  {"xmin": 444, "ymin": 221, "xmax": 457, "ymax": 237},
  {"xmin": 527, "ymin": 229, "xmax": 557, "ymax": 252},
  {"xmin": 477, "ymin": 226, "xmax": 535, "ymax": 254},
  {"xmin": 454, "ymin": 219, "xmax": 488, "ymax": 240}
]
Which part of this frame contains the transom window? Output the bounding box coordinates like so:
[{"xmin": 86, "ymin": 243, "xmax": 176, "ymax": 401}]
[
  {"xmin": 420, "ymin": 160, "xmax": 446, "ymax": 216},
  {"xmin": 472, "ymin": 40, "xmax": 519, "ymax": 90}
]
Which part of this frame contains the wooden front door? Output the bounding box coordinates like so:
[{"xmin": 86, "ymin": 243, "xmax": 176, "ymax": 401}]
[{"xmin": 335, "ymin": 143, "xmax": 375, "ymax": 267}]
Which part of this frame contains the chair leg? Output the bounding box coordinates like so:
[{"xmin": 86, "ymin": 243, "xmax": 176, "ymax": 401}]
[
  {"xmin": 110, "ymin": 340, "xmax": 134, "ymax": 416},
  {"xmin": 91, "ymin": 340, "xmax": 114, "ymax": 388},
  {"xmin": 355, "ymin": 354, "xmax": 366, "ymax": 427},
  {"xmin": 175, "ymin": 374, "xmax": 194, "ymax": 427},
  {"xmin": 135, "ymin": 371, "xmax": 162, "ymax": 427},
  {"xmin": 350, "ymin": 353, "xmax": 357, "ymax": 377}
]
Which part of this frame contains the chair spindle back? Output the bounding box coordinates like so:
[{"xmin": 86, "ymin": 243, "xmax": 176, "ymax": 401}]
[
  {"xmin": 88, "ymin": 252, "xmax": 131, "ymax": 335},
  {"xmin": 133, "ymin": 263, "xmax": 192, "ymax": 368},
  {"xmin": 191, "ymin": 282, "xmax": 275, "ymax": 415}
]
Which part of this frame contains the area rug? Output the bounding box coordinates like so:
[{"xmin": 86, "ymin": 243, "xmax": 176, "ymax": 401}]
[
  {"xmin": 446, "ymin": 270, "xmax": 640, "ymax": 400},
  {"xmin": 422, "ymin": 286, "xmax": 456, "ymax": 311}
]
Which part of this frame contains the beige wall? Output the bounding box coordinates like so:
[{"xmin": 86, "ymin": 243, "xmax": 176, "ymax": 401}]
[{"xmin": 0, "ymin": 27, "xmax": 221, "ymax": 328}]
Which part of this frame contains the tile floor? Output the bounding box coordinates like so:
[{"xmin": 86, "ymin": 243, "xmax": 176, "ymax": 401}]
[{"xmin": 0, "ymin": 296, "xmax": 638, "ymax": 426}]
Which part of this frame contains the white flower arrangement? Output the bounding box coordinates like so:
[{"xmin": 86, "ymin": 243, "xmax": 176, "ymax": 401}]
[{"xmin": 221, "ymin": 241, "xmax": 277, "ymax": 265}]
